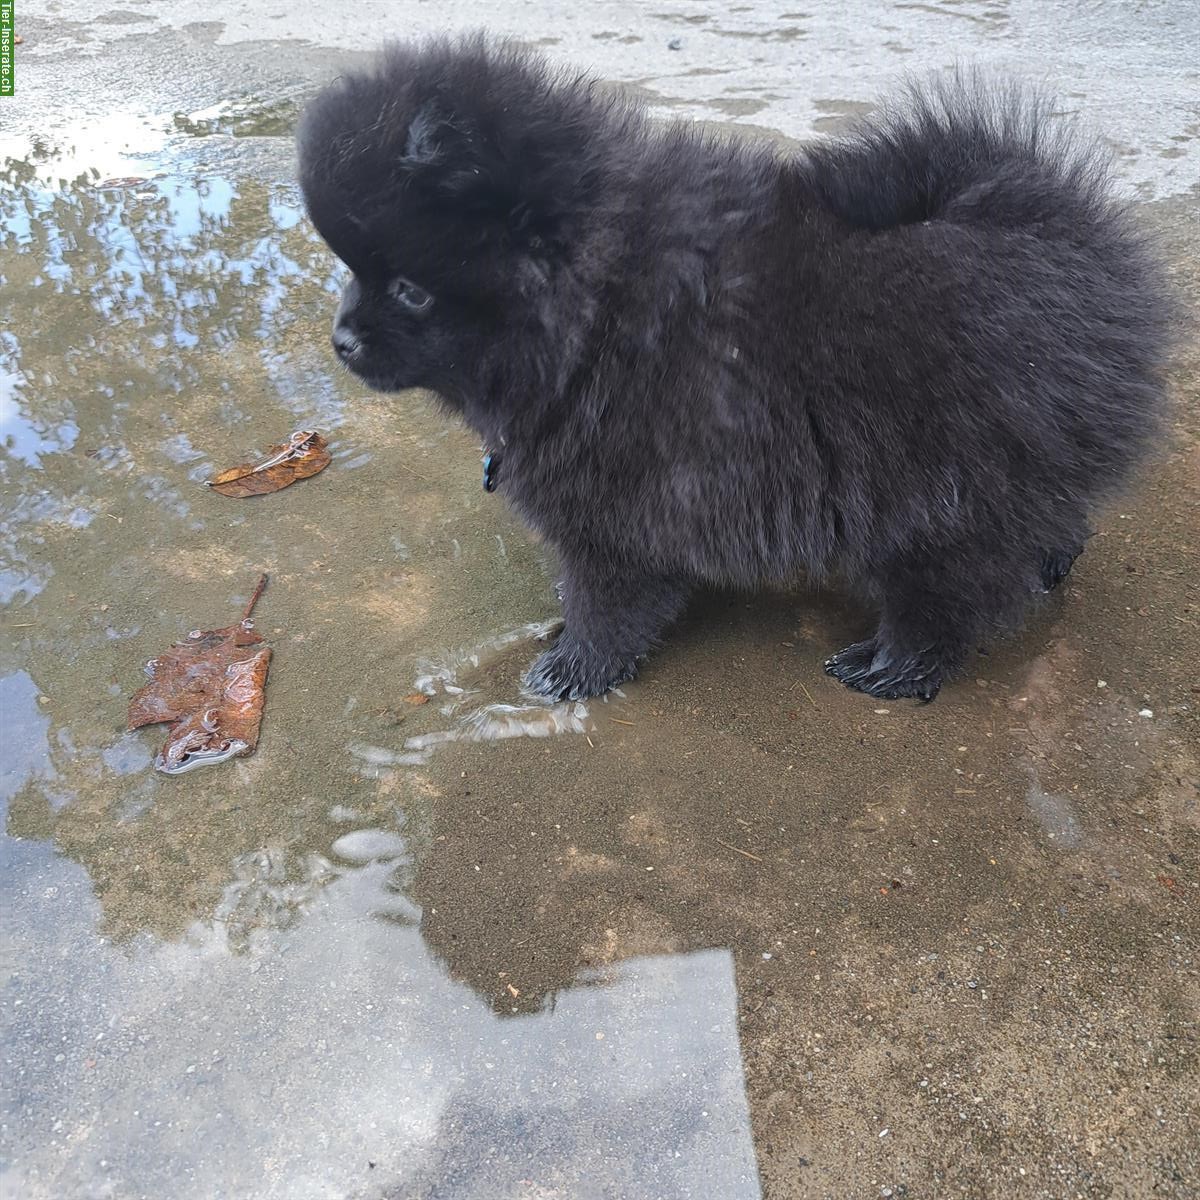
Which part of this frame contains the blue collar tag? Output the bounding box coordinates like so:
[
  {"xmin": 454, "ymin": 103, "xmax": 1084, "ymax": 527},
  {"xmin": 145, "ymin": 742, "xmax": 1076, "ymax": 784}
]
[{"xmin": 482, "ymin": 451, "xmax": 499, "ymax": 492}]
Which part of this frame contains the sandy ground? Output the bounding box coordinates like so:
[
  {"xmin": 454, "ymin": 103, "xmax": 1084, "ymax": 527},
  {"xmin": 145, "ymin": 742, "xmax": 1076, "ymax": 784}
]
[{"xmin": 1, "ymin": 3, "xmax": 1197, "ymax": 1198}]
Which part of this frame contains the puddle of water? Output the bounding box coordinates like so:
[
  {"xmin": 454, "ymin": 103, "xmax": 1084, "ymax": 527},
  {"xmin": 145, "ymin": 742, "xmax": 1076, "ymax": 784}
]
[
  {"xmin": 1, "ymin": 837, "xmax": 759, "ymax": 1199},
  {"xmin": 0, "ymin": 108, "xmax": 761, "ymax": 1199},
  {"xmin": 172, "ymin": 96, "xmax": 305, "ymax": 140}
]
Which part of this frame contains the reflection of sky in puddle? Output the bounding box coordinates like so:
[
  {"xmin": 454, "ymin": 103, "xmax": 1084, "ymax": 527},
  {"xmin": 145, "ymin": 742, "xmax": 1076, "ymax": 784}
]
[
  {"xmin": 2, "ymin": 837, "xmax": 760, "ymax": 1199},
  {"xmin": 0, "ymin": 111, "xmax": 167, "ymax": 191},
  {"xmin": 0, "ymin": 671, "xmax": 54, "ymax": 821},
  {"xmin": 0, "ymin": 119, "xmax": 350, "ymax": 611}
]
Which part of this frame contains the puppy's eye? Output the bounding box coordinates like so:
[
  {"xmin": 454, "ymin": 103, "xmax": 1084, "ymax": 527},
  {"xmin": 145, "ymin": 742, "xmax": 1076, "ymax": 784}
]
[{"xmin": 388, "ymin": 277, "xmax": 434, "ymax": 314}]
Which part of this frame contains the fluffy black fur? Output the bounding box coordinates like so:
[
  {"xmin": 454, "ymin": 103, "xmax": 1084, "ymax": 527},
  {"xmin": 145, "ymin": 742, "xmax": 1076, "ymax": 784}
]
[{"xmin": 297, "ymin": 36, "xmax": 1172, "ymax": 702}]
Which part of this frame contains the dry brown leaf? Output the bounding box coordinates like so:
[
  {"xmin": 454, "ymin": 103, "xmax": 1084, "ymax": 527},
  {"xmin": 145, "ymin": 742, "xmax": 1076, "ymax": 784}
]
[
  {"xmin": 206, "ymin": 430, "xmax": 331, "ymax": 498},
  {"xmin": 128, "ymin": 575, "xmax": 272, "ymax": 775},
  {"xmin": 403, "ymin": 693, "xmax": 431, "ymax": 706}
]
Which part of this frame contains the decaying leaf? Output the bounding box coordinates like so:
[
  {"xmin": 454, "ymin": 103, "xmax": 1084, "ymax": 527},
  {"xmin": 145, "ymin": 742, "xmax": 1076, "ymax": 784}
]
[
  {"xmin": 128, "ymin": 575, "xmax": 272, "ymax": 775},
  {"xmin": 206, "ymin": 430, "xmax": 331, "ymax": 497}
]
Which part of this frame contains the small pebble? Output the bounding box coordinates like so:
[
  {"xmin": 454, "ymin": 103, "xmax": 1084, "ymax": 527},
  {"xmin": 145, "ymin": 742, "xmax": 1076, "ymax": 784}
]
[
  {"xmin": 1097, "ymin": 679, "xmax": 1107, "ymax": 688},
  {"xmin": 1138, "ymin": 708, "xmax": 1153, "ymax": 718},
  {"xmin": 874, "ymin": 708, "xmax": 890, "ymax": 715}
]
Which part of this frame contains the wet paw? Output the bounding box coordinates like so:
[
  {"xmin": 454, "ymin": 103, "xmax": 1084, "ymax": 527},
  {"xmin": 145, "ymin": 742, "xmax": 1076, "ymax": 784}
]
[
  {"xmin": 523, "ymin": 635, "xmax": 637, "ymax": 702},
  {"xmin": 824, "ymin": 639, "xmax": 943, "ymax": 703}
]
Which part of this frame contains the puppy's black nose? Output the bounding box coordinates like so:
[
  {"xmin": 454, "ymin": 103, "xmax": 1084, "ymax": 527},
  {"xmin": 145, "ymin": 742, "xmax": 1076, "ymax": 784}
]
[{"xmin": 332, "ymin": 324, "xmax": 361, "ymax": 362}]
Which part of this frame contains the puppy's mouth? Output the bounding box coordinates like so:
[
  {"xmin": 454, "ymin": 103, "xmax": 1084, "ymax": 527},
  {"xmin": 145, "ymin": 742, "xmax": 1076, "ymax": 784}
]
[
  {"xmin": 331, "ymin": 338, "xmax": 407, "ymax": 393},
  {"xmin": 337, "ymin": 358, "xmax": 407, "ymax": 394}
]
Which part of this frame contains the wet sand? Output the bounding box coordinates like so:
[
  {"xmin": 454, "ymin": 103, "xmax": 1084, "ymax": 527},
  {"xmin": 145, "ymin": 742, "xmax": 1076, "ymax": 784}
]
[{"xmin": 1, "ymin": 3, "xmax": 1198, "ymax": 1198}]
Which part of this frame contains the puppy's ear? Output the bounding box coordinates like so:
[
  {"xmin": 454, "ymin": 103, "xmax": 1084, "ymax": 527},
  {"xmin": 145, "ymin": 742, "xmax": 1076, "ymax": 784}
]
[
  {"xmin": 402, "ymin": 101, "xmax": 514, "ymax": 217},
  {"xmin": 402, "ymin": 102, "xmax": 447, "ymax": 164}
]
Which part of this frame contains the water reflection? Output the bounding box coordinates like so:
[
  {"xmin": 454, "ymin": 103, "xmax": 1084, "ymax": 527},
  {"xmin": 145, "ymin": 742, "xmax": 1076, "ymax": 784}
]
[
  {"xmin": 0, "ymin": 670, "xmax": 54, "ymax": 817},
  {"xmin": 2, "ymin": 837, "xmax": 759, "ymax": 1199},
  {"xmin": 0, "ymin": 143, "xmax": 350, "ymax": 634}
]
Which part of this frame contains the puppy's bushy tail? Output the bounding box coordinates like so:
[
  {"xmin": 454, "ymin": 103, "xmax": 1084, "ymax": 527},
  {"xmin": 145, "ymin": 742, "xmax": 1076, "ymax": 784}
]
[{"xmin": 801, "ymin": 70, "xmax": 1120, "ymax": 243}]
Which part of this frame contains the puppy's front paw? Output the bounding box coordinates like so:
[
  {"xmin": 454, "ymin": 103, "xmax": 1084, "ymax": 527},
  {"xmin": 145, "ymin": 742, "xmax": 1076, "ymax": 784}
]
[
  {"xmin": 824, "ymin": 639, "xmax": 943, "ymax": 703},
  {"xmin": 524, "ymin": 634, "xmax": 637, "ymax": 701}
]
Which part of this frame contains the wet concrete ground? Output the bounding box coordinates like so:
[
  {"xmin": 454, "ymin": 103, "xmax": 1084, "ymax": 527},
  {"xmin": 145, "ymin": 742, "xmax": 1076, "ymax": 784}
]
[{"xmin": 1, "ymin": 3, "xmax": 1198, "ymax": 1198}]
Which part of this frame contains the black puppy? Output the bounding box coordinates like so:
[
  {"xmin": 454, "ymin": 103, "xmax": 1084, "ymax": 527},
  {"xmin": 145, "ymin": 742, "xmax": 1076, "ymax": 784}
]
[{"xmin": 298, "ymin": 36, "xmax": 1171, "ymax": 702}]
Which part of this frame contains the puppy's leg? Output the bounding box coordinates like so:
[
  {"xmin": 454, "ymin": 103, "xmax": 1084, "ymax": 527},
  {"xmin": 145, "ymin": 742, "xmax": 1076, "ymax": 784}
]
[
  {"xmin": 525, "ymin": 559, "xmax": 690, "ymax": 701},
  {"xmin": 825, "ymin": 564, "xmax": 983, "ymax": 703}
]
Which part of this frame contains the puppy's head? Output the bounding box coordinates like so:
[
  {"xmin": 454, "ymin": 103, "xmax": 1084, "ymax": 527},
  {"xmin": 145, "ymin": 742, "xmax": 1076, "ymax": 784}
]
[{"xmin": 298, "ymin": 36, "xmax": 621, "ymax": 400}]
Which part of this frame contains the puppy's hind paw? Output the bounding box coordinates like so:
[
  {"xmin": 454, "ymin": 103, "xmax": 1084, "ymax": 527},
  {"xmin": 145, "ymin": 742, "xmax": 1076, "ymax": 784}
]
[
  {"xmin": 524, "ymin": 635, "xmax": 638, "ymax": 702},
  {"xmin": 824, "ymin": 639, "xmax": 943, "ymax": 703},
  {"xmin": 1038, "ymin": 546, "xmax": 1083, "ymax": 593}
]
